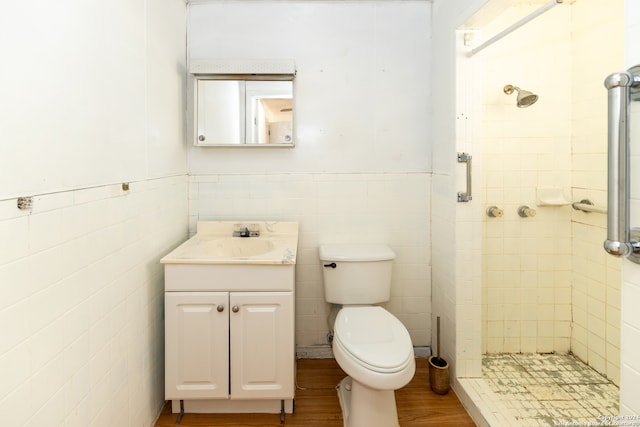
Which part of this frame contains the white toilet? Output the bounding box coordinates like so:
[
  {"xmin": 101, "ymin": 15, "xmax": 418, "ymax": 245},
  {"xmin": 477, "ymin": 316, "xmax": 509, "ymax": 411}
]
[{"xmin": 319, "ymin": 244, "xmax": 415, "ymax": 427}]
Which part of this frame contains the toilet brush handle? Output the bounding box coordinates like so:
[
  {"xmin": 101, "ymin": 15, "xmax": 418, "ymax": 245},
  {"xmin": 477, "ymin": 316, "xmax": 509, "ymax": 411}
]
[{"xmin": 436, "ymin": 316, "xmax": 441, "ymax": 359}]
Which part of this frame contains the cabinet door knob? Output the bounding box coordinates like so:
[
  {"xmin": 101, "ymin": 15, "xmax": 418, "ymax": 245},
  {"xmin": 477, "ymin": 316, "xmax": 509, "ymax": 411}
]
[
  {"xmin": 217, "ymin": 305, "xmax": 224, "ymax": 312},
  {"xmin": 232, "ymin": 305, "xmax": 240, "ymax": 313}
]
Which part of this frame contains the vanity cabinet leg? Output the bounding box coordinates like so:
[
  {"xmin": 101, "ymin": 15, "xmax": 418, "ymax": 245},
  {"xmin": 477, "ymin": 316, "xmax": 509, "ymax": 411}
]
[{"xmin": 176, "ymin": 400, "xmax": 184, "ymax": 425}]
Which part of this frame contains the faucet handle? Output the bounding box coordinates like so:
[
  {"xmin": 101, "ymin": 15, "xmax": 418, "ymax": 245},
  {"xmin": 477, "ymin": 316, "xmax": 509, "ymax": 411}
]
[
  {"xmin": 232, "ymin": 223, "xmax": 261, "ymax": 237},
  {"xmin": 248, "ymin": 223, "xmax": 260, "ymax": 237},
  {"xmin": 517, "ymin": 205, "xmax": 536, "ymax": 218},
  {"xmin": 486, "ymin": 206, "xmax": 504, "ymax": 218},
  {"xmin": 232, "ymin": 224, "xmax": 249, "ymax": 237}
]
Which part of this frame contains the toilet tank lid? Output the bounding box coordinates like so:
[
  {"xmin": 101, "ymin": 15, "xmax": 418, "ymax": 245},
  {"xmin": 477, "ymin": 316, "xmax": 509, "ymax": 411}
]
[{"xmin": 319, "ymin": 244, "xmax": 395, "ymax": 262}]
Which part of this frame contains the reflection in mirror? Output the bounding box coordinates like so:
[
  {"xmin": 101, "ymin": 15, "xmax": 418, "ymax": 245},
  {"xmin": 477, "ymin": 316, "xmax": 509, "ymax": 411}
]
[{"xmin": 195, "ymin": 77, "xmax": 293, "ymax": 146}]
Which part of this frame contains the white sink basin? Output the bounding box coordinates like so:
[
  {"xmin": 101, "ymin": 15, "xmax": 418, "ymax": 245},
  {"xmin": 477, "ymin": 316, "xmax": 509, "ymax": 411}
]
[{"xmin": 204, "ymin": 237, "xmax": 274, "ymax": 257}]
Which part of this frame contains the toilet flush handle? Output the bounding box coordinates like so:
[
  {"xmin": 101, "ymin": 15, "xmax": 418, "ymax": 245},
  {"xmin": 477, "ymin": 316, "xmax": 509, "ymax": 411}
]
[{"xmin": 323, "ymin": 262, "xmax": 337, "ymax": 268}]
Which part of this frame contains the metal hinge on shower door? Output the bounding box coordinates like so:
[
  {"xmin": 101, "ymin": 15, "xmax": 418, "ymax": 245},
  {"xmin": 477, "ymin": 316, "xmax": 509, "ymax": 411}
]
[{"xmin": 457, "ymin": 152, "xmax": 472, "ymax": 202}]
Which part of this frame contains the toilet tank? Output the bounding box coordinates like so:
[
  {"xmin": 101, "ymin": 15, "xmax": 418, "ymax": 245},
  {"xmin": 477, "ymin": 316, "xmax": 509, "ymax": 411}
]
[{"xmin": 319, "ymin": 244, "xmax": 395, "ymax": 305}]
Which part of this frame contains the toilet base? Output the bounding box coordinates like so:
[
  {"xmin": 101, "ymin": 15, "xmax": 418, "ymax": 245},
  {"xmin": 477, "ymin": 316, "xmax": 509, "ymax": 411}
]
[{"xmin": 336, "ymin": 376, "xmax": 400, "ymax": 427}]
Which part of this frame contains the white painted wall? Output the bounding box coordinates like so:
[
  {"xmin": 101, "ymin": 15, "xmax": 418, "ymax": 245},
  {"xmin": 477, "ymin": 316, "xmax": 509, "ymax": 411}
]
[
  {"xmin": 0, "ymin": 1, "xmax": 189, "ymax": 426},
  {"xmin": 187, "ymin": 1, "xmax": 431, "ymax": 175},
  {"xmin": 0, "ymin": 0, "xmax": 187, "ymax": 200},
  {"xmin": 187, "ymin": 1, "xmax": 433, "ymax": 350}
]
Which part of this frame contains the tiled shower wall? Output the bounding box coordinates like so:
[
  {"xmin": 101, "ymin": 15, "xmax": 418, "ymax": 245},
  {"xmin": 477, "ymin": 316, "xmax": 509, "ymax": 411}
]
[
  {"xmin": 0, "ymin": 176, "xmax": 188, "ymax": 426},
  {"xmin": 435, "ymin": 0, "xmax": 639, "ymax": 417},
  {"xmin": 188, "ymin": 173, "xmax": 431, "ymax": 350},
  {"xmin": 478, "ymin": 0, "xmax": 623, "ymax": 384},
  {"xmin": 570, "ymin": 0, "xmax": 623, "ymax": 385},
  {"xmin": 480, "ymin": 4, "xmax": 574, "ymax": 355}
]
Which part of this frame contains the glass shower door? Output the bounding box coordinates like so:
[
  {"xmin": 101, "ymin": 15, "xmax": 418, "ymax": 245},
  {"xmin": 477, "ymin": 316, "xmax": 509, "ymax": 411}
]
[{"xmin": 604, "ymin": 65, "xmax": 640, "ymax": 263}]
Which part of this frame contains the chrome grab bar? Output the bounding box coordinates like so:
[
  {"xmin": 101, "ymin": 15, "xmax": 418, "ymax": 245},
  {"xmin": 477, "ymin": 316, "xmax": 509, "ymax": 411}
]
[
  {"xmin": 571, "ymin": 199, "xmax": 607, "ymax": 214},
  {"xmin": 457, "ymin": 152, "xmax": 472, "ymax": 202},
  {"xmin": 604, "ymin": 65, "xmax": 640, "ymax": 263}
]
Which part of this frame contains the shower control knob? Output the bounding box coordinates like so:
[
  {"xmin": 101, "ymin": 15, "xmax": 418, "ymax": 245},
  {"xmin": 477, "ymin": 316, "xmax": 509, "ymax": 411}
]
[
  {"xmin": 517, "ymin": 205, "xmax": 537, "ymax": 218},
  {"xmin": 486, "ymin": 206, "xmax": 504, "ymax": 218}
]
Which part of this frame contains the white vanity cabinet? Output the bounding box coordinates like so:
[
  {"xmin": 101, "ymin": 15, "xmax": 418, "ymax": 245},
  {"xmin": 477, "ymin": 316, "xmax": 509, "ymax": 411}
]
[
  {"xmin": 165, "ymin": 290, "xmax": 294, "ymax": 401},
  {"xmin": 228, "ymin": 292, "xmax": 294, "ymax": 399},
  {"xmin": 165, "ymin": 291, "xmax": 229, "ymax": 399},
  {"xmin": 160, "ymin": 220, "xmax": 299, "ymax": 417}
]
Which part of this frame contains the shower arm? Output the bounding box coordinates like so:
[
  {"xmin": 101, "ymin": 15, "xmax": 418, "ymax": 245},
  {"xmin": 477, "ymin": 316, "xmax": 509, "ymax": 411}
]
[
  {"xmin": 467, "ymin": 0, "xmax": 563, "ymax": 58},
  {"xmin": 603, "ymin": 66, "xmax": 640, "ymax": 263}
]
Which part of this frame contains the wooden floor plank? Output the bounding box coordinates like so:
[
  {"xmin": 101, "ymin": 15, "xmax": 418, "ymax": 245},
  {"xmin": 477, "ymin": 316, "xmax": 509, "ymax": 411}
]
[{"xmin": 154, "ymin": 358, "xmax": 476, "ymax": 427}]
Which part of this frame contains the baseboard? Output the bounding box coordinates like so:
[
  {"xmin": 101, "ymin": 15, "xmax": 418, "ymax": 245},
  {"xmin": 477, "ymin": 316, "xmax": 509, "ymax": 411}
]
[
  {"xmin": 296, "ymin": 345, "xmax": 432, "ymax": 359},
  {"xmin": 413, "ymin": 346, "xmax": 431, "ymax": 358},
  {"xmin": 296, "ymin": 345, "xmax": 334, "ymax": 359}
]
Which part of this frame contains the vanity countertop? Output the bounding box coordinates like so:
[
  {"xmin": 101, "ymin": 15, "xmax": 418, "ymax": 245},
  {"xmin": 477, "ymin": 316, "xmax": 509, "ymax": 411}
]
[{"xmin": 161, "ymin": 221, "xmax": 299, "ymax": 265}]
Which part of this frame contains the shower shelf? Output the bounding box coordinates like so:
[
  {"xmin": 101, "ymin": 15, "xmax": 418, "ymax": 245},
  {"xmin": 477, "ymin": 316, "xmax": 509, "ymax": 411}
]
[{"xmin": 536, "ymin": 187, "xmax": 570, "ymax": 206}]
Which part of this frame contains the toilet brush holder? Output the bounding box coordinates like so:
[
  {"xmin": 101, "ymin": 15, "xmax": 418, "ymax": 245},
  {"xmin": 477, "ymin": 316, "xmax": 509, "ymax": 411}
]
[
  {"xmin": 428, "ymin": 356, "xmax": 450, "ymax": 395},
  {"xmin": 429, "ymin": 316, "xmax": 450, "ymax": 395}
]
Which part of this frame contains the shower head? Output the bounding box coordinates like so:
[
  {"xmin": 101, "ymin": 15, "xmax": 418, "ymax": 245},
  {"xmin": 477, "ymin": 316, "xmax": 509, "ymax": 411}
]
[{"xmin": 504, "ymin": 84, "xmax": 538, "ymax": 108}]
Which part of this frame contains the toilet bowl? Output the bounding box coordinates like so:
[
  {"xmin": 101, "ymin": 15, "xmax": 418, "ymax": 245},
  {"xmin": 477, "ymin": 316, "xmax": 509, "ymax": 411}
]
[
  {"xmin": 334, "ymin": 306, "xmax": 415, "ymax": 389},
  {"xmin": 319, "ymin": 244, "xmax": 415, "ymax": 427},
  {"xmin": 332, "ymin": 306, "xmax": 415, "ymax": 427}
]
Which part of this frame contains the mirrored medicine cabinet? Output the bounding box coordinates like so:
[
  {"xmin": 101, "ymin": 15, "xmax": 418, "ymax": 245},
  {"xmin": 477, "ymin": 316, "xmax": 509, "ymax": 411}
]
[{"xmin": 194, "ymin": 74, "xmax": 294, "ymax": 147}]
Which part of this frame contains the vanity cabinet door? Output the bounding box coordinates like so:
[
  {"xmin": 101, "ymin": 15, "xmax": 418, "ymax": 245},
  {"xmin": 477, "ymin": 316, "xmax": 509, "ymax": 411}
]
[
  {"xmin": 165, "ymin": 292, "xmax": 229, "ymax": 399},
  {"xmin": 229, "ymin": 292, "xmax": 294, "ymax": 400}
]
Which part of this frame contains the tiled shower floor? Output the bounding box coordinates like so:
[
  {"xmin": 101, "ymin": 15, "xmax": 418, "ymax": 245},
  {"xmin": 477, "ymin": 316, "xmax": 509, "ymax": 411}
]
[{"xmin": 482, "ymin": 353, "xmax": 619, "ymax": 426}]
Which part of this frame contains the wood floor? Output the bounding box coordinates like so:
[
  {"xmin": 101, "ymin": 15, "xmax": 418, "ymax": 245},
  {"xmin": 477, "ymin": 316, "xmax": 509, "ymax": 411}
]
[{"xmin": 154, "ymin": 358, "xmax": 477, "ymax": 427}]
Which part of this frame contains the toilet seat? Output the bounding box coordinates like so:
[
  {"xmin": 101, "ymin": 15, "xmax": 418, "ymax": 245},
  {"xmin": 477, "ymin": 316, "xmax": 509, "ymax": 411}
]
[{"xmin": 334, "ymin": 307, "xmax": 414, "ymax": 374}]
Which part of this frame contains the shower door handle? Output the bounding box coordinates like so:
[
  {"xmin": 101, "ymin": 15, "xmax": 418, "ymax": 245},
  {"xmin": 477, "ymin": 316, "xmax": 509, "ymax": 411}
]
[
  {"xmin": 457, "ymin": 152, "xmax": 472, "ymax": 202},
  {"xmin": 604, "ymin": 65, "xmax": 640, "ymax": 263}
]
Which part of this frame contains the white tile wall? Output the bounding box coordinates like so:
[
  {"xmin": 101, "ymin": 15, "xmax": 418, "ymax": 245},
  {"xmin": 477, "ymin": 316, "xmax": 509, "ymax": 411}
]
[
  {"xmin": 188, "ymin": 173, "xmax": 431, "ymax": 349},
  {"xmin": 431, "ymin": 0, "xmax": 490, "ymax": 379},
  {"xmin": 0, "ymin": 176, "xmax": 188, "ymax": 427},
  {"xmin": 431, "ymin": 172, "xmax": 461, "ymax": 375}
]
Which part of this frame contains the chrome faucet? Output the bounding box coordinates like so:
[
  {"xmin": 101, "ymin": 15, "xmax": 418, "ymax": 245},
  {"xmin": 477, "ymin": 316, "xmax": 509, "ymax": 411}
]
[
  {"xmin": 233, "ymin": 227, "xmax": 250, "ymax": 237},
  {"xmin": 232, "ymin": 224, "xmax": 260, "ymax": 237}
]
